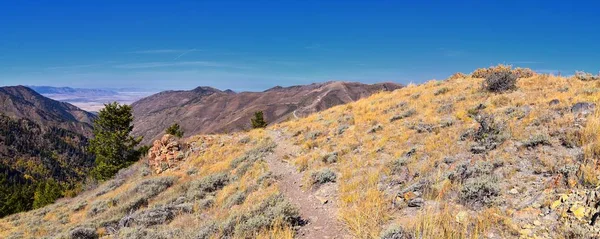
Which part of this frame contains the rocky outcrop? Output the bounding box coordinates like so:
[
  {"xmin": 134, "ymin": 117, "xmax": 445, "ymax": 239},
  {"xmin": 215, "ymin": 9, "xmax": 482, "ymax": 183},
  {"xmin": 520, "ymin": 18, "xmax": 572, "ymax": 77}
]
[{"xmin": 148, "ymin": 134, "xmax": 189, "ymax": 174}]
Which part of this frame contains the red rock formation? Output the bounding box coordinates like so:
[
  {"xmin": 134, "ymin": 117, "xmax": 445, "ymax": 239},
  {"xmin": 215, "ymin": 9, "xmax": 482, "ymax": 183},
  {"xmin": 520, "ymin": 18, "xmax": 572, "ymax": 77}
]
[{"xmin": 148, "ymin": 134, "xmax": 188, "ymax": 174}]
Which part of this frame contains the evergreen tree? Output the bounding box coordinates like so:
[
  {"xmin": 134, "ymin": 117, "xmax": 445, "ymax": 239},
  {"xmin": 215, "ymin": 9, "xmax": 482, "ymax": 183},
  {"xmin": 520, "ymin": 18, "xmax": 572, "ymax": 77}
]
[
  {"xmin": 166, "ymin": 123, "xmax": 184, "ymax": 138},
  {"xmin": 89, "ymin": 102, "xmax": 143, "ymax": 181},
  {"xmin": 251, "ymin": 111, "xmax": 268, "ymax": 129},
  {"xmin": 0, "ymin": 169, "xmax": 35, "ymax": 217},
  {"xmin": 33, "ymin": 179, "xmax": 62, "ymax": 209}
]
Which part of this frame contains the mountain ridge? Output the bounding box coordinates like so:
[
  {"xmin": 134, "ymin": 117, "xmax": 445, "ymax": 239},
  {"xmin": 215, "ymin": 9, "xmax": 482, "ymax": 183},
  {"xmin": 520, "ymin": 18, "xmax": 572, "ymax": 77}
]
[
  {"xmin": 0, "ymin": 86, "xmax": 96, "ymax": 137},
  {"xmin": 131, "ymin": 81, "xmax": 402, "ymax": 144}
]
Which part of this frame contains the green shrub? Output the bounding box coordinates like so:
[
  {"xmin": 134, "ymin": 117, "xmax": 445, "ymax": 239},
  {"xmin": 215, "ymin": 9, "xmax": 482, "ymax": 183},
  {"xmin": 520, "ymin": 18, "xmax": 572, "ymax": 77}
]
[
  {"xmin": 196, "ymin": 221, "xmax": 219, "ymax": 239},
  {"xmin": 71, "ymin": 201, "xmax": 88, "ymax": 212},
  {"xmin": 87, "ymin": 200, "xmax": 108, "ymax": 217},
  {"xmin": 69, "ymin": 226, "xmax": 98, "ymax": 239},
  {"xmin": 468, "ymin": 114, "xmax": 506, "ymax": 153},
  {"xmin": 483, "ymin": 69, "xmax": 518, "ymax": 93},
  {"xmin": 256, "ymin": 172, "xmax": 276, "ymax": 187},
  {"xmin": 522, "ymin": 134, "xmax": 551, "ymax": 148},
  {"xmin": 389, "ymin": 158, "xmax": 408, "ymax": 174},
  {"xmin": 337, "ymin": 124, "xmax": 349, "ymax": 135},
  {"xmin": 310, "ymin": 168, "xmax": 337, "ymax": 185},
  {"xmin": 251, "ymin": 111, "xmax": 268, "ymax": 129},
  {"xmin": 380, "ymin": 225, "xmax": 413, "ymax": 239},
  {"xmin": 390, "ymin": 109, "xmax": 416, "ymax": 122},
  {"xmin": 165, "ymin": 123, "xmax": 184, "ymax": 138},
  {"xmin": 447, "ymin": 161, "xmax": 495, "ymax": 183},
  {"xmin": 119, "ymin": 176, "xmax": 177, "ymax": 212},
  {"xmin": 224, "ymin": 191, "xmax": 247, "ymax": 208},
  {"xmin": 94, "ymin": 179, "xmax": 125, "ymax": 197},
  {"xmin": 238, "ymin": 136, "xmax": 251, "ymax": 144},
  {"xmin": 128, "ymin": 207, "xmax": 175, "ymax": 227},
  {"xmin": 230, "ymin": 141, "xmax": 276, "ymax": 169},
  {"xmin": 198, "ymin": 197, "xmax": 215, "ymax": 209},
  {"xmin": 574, "ymin": 71, "xmax": 600, "ymax": 81},
  {"xmin": 186, "ymin": 173, "xmax": 229, "ymax": 200},
  {"xmin": 471, "ymin": 64, "xmax": 535, "ymax": 79},
  {"xmin": 229, "ymin": 194, "xmax": 300, "ymax": 237},
  {"xmin": 322, "ymin": 152, "xmax": 338, "ymax": 164},
  {"xmin": 305, "ymin": 130, "xmax": 322, "ymax": 140},
  {"xmin": 460, "ymin": 175, "xmax": 500, "ymax": 207},
  {"xmin": 434, "ymin": 87, "xmax": 450, "ymax": 96}
]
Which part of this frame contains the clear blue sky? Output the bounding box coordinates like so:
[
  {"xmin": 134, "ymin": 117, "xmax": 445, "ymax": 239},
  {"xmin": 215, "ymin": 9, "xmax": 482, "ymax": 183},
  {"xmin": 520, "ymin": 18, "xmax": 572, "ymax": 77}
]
[{"xmin": 1, "ymin": 0, "xmax": 599, "ymax": 91}]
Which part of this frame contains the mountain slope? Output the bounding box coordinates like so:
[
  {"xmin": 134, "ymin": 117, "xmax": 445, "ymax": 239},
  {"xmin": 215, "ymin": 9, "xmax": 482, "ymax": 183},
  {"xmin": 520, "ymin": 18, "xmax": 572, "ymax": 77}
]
[
  {"xmin": 131, "ymin": 81, "xmax": 402, "ymax": 144},
  {"xmin": 2, "ymin": 73, "xmax": 599, "ymax": 238},
  {"xmin": 0, "ymin": 86, "xmax": 97, "ymax": 217},
  {"xmin": 0, "ymin": 86, "xmax": 96, "ymax": 137}
]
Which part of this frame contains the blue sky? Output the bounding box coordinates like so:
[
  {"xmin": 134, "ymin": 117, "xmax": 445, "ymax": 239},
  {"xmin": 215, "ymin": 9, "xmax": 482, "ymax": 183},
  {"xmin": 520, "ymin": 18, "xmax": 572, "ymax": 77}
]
[{"xmin": 1, "ymin": 0, "xmax": 599, "ymax": 91}]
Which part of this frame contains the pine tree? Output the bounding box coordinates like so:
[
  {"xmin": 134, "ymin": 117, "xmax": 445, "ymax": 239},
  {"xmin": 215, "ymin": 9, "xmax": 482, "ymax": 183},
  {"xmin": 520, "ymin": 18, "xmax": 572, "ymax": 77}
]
[
  {"xmin": 166, "ymin": 123, "xmax": 184, "ymax": 138},
  {"xmin": 89, "ymin": 102, "xmax": 143, "ymax": 181},
  {"xmin": 251, "ymin": 111, "xmax": 268, "ymax": 129},
  {"xmin": 33, "ymin": 179, "xmax": 62, "ymax": 209}
]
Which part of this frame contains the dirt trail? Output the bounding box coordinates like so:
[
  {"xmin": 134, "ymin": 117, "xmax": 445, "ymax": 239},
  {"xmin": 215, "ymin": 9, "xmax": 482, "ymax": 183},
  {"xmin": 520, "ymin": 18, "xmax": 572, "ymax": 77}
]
[{"xmin": 265, "ymin": 130, "xmax": 348, "ymax": 239}]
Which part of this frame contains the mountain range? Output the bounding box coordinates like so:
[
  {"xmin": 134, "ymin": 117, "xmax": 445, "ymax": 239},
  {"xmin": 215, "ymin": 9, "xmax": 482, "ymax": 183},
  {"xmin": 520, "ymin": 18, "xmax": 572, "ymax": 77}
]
[{"xmin": 131, "ymin": 81, "xmax": 402, "ymax": 144}]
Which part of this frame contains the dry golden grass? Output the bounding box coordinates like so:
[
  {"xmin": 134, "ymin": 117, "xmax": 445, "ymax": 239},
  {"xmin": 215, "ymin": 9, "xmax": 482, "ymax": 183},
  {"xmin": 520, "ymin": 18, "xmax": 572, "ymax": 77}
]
[
  {"xmin": 274, "ymin": 73, "xmax": 600, "ymax": 238},
  {"xmin": 2, "ymin": 72, "xmax": 600, "ymax": 239}
]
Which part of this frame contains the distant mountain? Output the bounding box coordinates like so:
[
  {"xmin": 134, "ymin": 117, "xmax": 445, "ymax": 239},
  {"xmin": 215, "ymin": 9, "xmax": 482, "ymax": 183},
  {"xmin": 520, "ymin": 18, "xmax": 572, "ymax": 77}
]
[
  {"xmin": 131, "ymin": 81, "xmax": 402, "ymax": 144},
  {"xmin": 28, "ymin": 86, "xmax": 117, "ymax": 96},
  {"xmin": 0, "ymin": 86, "xmax": 96, "ymax": 137}
]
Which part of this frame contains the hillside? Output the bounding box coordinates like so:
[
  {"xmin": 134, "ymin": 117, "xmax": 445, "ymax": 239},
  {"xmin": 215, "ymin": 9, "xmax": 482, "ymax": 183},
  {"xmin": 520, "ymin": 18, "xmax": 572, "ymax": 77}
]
[
  {"xmin": 131, "ymin": 81, "xmax": 402, "ymax": 145},
  {"xmin": 0, "ymin": 86, "xmax": 96, "ymax": 137},
  {"xmin": 0, "ymin": 114, "xmax": 95, "ymax": 217},
  {"xmin": 1, "ymin": 72, "xmax": 600, "ymax": 239},
  {"xmin": 0, "ymin": 86, "xmax": 97, "ymax": 217}
]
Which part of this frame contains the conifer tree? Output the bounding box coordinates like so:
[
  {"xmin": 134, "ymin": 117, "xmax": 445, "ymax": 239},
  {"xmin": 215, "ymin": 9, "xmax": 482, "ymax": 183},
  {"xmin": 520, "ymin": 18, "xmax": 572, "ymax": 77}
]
[
  {"xmin": 89, "ymin": 102, "xmax": 143, "ymax": 181},
  {"xmin": 166, "ymin": 123, "xmax": 184, "ymax": 138},
  {"xmin": 251, "ymin": 111, "xmax": 268, "ymax": 129}
]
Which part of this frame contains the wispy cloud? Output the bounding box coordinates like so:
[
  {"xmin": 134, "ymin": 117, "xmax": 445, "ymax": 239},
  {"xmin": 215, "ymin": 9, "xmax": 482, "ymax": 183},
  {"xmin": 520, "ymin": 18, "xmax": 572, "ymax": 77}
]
[
  {"xmin": 173, "ymin": 48, "xmax": 198, "ymax": 60},
  {"xmin": 114, "ymin": 61, "xmax": 253, "ymax": 70},
  {"xmin": 128, "ymin": 49, "xmax": 200, "ymax": 54},
  {"xmin": 261, "ymin": 60, "xmax": 306, "ymax": 67},
  {"xmin": 46, "ymin": 63, "xmax": 105, "ymax": 70}
]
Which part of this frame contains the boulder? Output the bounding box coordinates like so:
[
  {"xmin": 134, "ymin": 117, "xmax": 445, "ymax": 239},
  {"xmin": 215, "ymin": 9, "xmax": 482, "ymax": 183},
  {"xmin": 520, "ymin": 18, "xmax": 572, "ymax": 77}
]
[{"xmin": 571, "ymin": 102, "xmax": 596, "ymax": 116}]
